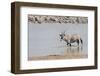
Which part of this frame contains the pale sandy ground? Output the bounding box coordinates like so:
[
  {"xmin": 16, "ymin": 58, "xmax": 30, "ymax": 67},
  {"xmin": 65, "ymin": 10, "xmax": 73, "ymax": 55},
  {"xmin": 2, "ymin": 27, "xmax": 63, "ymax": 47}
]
[{"xmin": 28, "ymin": 52, "xmax": 88, "ymax": 61}]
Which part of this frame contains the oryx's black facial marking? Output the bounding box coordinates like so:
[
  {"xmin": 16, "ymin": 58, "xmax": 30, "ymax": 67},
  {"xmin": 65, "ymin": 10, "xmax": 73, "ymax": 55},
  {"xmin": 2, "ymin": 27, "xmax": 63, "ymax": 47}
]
[{"xmin": 59, "ymin": 33, "xmax": 65, "ymax": 40}]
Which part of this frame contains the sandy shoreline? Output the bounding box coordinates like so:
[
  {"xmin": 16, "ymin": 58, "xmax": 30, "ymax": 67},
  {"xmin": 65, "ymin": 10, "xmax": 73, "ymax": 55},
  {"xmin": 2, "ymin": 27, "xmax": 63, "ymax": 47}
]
[{"xmin": 28, "ymin": 52, "xmax": 88, "ymax": 61}]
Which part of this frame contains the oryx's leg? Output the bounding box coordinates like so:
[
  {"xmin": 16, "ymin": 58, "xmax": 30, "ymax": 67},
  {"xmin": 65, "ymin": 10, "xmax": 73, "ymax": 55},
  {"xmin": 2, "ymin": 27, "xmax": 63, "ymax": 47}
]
[
  {"xmin": 65, "ymin": 40, "xmax": 69, "ymax": 46},
  {"xmin": 65, "ymin": 40, "xmax": 68, "ymax": 45},
  {"xmin": 69, "ymin": 43, "xmax": 71, "ymax": 46},
  {"xmin": 80, "ymin": 38, "xmax": 83, "ymax": 51},
  {"xmin": 67, "ymin": 43, "xmax": 71, "ymax": 46},
  {"xmin": 67, "ymin": 40, "xmax": 71, "ymax": 46},
  {"xmin": 77, "ymin": 39, "xmax": 79, "ymax": 46},
  {"xmin": 80, "ymin": 38, "xmax": 83, "ymax": 45},
  {"xmin": 67, "ymin": 43, "xmax": 69, "ymax": 46}
]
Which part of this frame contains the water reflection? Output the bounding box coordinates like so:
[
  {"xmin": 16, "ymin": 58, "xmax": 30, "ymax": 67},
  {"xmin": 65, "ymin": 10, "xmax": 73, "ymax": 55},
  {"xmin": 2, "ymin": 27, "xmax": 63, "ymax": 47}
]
[{"xmin": 63, "ymin": 46, "xmax": 83, "ymax": 54}]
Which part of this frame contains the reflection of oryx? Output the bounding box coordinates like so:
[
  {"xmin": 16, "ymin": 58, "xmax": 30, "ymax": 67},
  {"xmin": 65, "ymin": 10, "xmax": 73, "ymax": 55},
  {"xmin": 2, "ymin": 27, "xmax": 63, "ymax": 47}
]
[{"xmin": 59, "ymin": 32, "xmax": 83, "ymax": 46}]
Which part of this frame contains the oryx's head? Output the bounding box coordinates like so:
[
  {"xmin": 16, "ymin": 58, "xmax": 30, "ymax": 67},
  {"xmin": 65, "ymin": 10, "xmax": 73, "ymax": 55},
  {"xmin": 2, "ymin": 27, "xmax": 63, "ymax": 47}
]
[{"xmin": 59, "ymin": 31, "xmax": 65, "ymax": 41}]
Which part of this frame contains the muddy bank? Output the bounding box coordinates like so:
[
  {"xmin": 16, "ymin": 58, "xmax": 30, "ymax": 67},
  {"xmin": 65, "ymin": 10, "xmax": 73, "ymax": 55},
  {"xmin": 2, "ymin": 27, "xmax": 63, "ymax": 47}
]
[{"xmin": 28, "ymin": 52, "xmax": 87, "ymax": 61}]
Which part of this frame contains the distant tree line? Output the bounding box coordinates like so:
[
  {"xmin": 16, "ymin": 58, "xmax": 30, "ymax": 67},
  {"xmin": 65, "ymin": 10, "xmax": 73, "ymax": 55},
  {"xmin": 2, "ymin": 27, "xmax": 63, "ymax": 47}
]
[{"xmin": 28, "ymin": 15, "xmax": 88, "ymax": 24}]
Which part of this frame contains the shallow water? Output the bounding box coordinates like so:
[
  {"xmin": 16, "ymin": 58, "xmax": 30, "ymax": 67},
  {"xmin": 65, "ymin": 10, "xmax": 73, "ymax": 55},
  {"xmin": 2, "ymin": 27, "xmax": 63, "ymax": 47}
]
[{"xmin": 28, "ymin": 23, "xmax": 88, "ymax": 57}]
